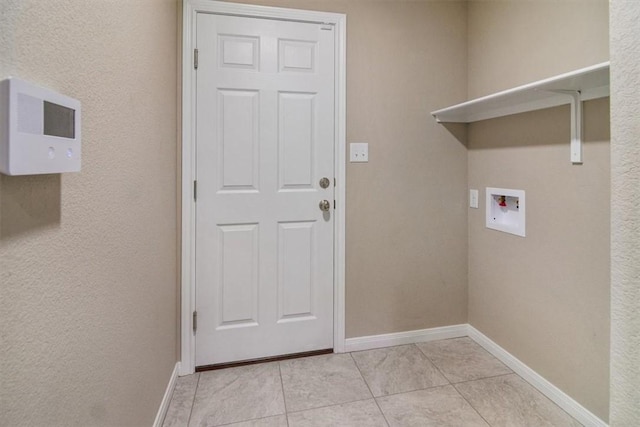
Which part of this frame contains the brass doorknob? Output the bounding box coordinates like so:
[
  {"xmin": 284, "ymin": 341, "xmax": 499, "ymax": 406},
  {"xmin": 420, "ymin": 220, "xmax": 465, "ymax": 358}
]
[{"xmin": 319, "ymin": 200, "xmax": 331, "ymax": 212}]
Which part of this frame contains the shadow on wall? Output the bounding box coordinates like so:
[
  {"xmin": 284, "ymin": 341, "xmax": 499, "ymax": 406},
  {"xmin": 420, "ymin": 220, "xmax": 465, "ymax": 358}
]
[
  {"xmin": 466, "ymin": 99, "xmax": 610, "ymax": 150},
  {"xmin": 0, "ymin": 174, "xmax": 61, "ymax": 239},
  {"xmin": 440, "ymin": 122, "xmax": 469, "ymax": 147}
]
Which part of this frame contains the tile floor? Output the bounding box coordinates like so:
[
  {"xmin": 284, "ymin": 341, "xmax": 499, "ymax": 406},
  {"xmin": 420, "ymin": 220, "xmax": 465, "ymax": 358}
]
[{"xmin": 163, "ymin": 337, "xmax": 582, "ymax": 427}]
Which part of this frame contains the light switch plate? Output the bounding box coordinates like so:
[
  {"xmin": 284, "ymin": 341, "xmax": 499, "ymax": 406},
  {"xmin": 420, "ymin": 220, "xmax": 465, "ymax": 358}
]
[
  {"xmin": 350, "ymin": 142, "xmax": 369, "ymax": 162},
  {"xmin": 470, "ymin": 189, "xmax": 479, "ymax": 208}
]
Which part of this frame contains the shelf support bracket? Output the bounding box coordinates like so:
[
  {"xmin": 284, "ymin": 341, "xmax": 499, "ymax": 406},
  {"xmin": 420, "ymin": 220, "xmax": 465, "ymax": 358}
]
[{"xmin": 548, "ymin": 90, "xmax": 583, "ymax": 164}]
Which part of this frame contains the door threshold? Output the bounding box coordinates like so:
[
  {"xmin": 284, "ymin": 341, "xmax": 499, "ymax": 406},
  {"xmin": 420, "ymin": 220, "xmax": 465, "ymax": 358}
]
[{"xmin": 196, "ymin": 348, "xmax": 334, "ymax": 372}]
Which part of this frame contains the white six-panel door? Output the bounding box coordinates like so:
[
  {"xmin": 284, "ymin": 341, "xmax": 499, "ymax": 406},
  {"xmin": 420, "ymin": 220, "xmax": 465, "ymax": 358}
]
[{"xmin": 195, "ymin": 13, "xmax": 335, "ymax": 366}]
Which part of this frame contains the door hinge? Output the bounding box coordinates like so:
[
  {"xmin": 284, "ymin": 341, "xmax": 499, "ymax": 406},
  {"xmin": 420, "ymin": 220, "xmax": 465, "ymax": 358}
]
[
  {"xmin": 193, "ymin": 180, "xmax": 197, "ymax": 201},
  {"xmin": 193, "ymin": 311, "xmax": 197, "ymax": 333},
  {"xmin": 334, "ymin": 178, "xmax": 337, "ymax": 187},
  {"xmin": 194, "ymin": 48, "xmax": 199, "ymax": 70},
  {"xmin": 334, "ymin": 200, "xmax": 336, "ymax": 209}
]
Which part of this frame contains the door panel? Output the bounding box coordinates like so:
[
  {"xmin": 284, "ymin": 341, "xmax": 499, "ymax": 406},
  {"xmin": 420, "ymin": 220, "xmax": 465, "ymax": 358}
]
[
  {"xmin": 217, "ymin": 223, "xmax": 259, "ymax": 329},
  {"xmin": 278, "ymin": 221, "xmax": 315, "ymax": 321},
  {"xmin": 279, "ymin": 39, "xmax": 316, "ymax": 72},
  {"xmin": 218, "ymin": 90, "xmax": 259, "ymax": 191},
  {"xmin": 279, "ymin": 92, "xmax": 316, "ymax": 189},
  {"xmin": 219, "ymin": 35, "xmax": 259, "ymax": 70},
  {"xmin": 195, "ymin": 13, "xmax": 335, "ymax": 366}
]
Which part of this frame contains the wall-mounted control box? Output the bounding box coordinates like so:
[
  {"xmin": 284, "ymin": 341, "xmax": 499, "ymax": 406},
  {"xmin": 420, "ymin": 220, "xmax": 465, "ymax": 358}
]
[
  {"xmin": 0, "ymin": 77, "xmax": 81, "ymax": 175},
  {"xmin": 486, "ymin": 187, "xmax": 525, "ymax": 237}
]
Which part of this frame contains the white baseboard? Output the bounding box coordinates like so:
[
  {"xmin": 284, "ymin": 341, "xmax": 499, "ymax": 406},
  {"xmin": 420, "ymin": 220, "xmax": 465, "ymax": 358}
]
[
  {"xmin": 467, "ymin": 326, "xmax": 608, "ymax": 427},
  {"xmin": 344, "ymin": 324, "xmax": 607, "ymax": 427},
  {"xmin": 344, "ymin": 324, "xmax": 468, "ymax": 352},
  {"xmin": 153, "ymin": 362, "xmax": 180, "ymax": 427}
]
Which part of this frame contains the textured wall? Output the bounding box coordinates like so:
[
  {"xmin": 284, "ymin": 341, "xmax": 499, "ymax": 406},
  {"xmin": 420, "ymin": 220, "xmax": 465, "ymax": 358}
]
[
  {"xmin": 610, "ymin": 0, "xmax": 640, "ymax": 424},
  {"xmin": 467, "ymin": 0, "xmax": 610, "ymax": 421},
  {"xmin": 224, "ymin": 0, "xmax": 469, "ymax": 337},
  {"xmin": 0, "ymin": 1, "xmax": 179, "ymax": 426}
]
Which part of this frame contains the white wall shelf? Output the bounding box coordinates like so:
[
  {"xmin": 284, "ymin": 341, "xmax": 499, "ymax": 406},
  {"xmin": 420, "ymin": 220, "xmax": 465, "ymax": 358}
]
[{"xmin": 431, "ymin": 62, "xmax": 610, "ymax": 164}]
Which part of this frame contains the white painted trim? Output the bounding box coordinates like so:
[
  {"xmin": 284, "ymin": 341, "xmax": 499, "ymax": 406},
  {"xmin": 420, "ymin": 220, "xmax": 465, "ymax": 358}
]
[
  {"xmin": 345, "ymin": 324, "xmax": 607, "ymax": 426},
  {"xmin": 345, "ymin": 324, "xmax": 468, "ymax": 353},
  {"xmin": 180, "ymin": 0, "xmax": 198, "ymax": 377},
  {"xmin": 467, "ymin": 326, "xmax": 608, "ymax": 427},
  {"xmin": 333, "ymin": 12, "xmax": 347, "ymax": 355},
  {"xmin": 186, "ymin": 0, "xmax": 347, "ymax": 23},
  {"xmin": 153, "ymin": 362, "xmax": 180, "ymax": 427},
  {"xmin": 180, "ymin": 0, "xmax": 347, "ymax": 373}
]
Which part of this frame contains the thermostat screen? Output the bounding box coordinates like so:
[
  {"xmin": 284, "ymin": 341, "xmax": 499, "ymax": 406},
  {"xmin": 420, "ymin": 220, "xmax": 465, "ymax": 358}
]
[{"xmin": 43, "ymin": 101, "xmax": 75, "ymax": 139}]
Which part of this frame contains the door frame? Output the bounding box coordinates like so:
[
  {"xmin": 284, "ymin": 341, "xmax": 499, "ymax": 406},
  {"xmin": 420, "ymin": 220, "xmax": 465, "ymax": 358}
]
[{"xmin": 180, "ymin": 0, "xmax": 347, "ymax": 375}]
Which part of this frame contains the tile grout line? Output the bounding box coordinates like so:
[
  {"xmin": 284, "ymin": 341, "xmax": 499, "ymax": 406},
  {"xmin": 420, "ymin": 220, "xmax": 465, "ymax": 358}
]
[
  {"xmin": 277, "ymin": 361, "xmax": 290, "ymax": 427},
  {"xmin": 186, "ymin": 373, "xmax": 201, "ymax": 427},
  {"xmin": 502, "ymin": 371, "xmax": 585, "ymax": 425},
  {"xmin": 351, "ymin": 344, "xmax": 472, "ymax": 400},
  {"xmin": 215, "ymin": 414, "xmax": 285, "ymax": 427},
  {"xmin": 414, "ymin": 341, "xmax": 499, "ymax": 426},
  {"xmin": 412, "ymin": 343, "xmax": 455, "ymax": 386},
  {"xmin": 451, "ymin": 381, "xmax": 494, "ymax": 427},
  {"xmin": 285, "ymin": 396, "xmax": 380, "ymax": 416},
  {"xmin": 349, "ymin": 352, "xmax": 392, "ymax": 427},
  {"xmin": 190, "ymin": 367, "xmax": 283, "ymax": 427},
  {"xmin": 371, "ymin": 383, "xmax": 454, "ymax": 399},
  {"xmin": 414, "ymin": 340, "xmax": 505, "ymax": 426},
  {"xmin": 449, "ymin": 372, "xmax": 515, "ymax": 387},
  {"xmin": 216, "ymin": 414, "xmax": 287, "ymax": 427},
  {"xmin": 279, "ymin": 352, "xmax": 378, "ymax": 416}
]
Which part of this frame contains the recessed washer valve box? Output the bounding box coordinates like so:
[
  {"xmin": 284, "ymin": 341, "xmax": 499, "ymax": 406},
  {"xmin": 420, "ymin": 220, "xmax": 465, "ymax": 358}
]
[{"xmin": 486, "ymin": 187, "xmax": 525, "ymax": 237}]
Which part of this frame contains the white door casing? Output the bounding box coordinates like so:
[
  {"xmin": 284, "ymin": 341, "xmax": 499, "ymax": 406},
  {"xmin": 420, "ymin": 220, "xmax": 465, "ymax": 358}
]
[{"xmin": 181, "ymin": 1, "xmax": 346, "ymax": 374}]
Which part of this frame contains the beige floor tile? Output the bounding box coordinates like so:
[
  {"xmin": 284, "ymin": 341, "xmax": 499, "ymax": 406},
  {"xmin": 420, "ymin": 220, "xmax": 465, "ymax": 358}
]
[
  {"xmin": 376, "ymin": 385, "xmax": 489, "ymax": 426},
  {"xmin": 417, "ymin": 337, "xmax": 512, "ymax": 383},
  {"xmin": 163, "ymin": 373, "xmax": 199, "ymax": 427},
  {"xmin": 279, "ymin": 353, "xmax": 372, "ymax": 412},
  {"xmin": 188, "ymin": 363, "xmax": 285, "ymax": 427},
  {"xmin": 165, "ymin": 340, "xmax": 583, "ymax": 427},
  {"xmin": 455, "ymin": 374, "xmax": 582, "ymax": 427},
  {"xmin": 287, "ymin": 399, "xmax": 388, "ymax": 427},
  {"xmin": 351, "ymin": 344, "xmax": 449, "ymax": 396}
]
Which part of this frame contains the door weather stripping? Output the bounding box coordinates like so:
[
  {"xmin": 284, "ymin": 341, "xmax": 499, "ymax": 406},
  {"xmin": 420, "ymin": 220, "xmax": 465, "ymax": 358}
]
[
  {"xmin": 193, "ymin": 311, "xmax": 197, "ymax": 333},
  {"xmin": 194, "ymin": 48, "xmax": 199, "ymax": 70}
]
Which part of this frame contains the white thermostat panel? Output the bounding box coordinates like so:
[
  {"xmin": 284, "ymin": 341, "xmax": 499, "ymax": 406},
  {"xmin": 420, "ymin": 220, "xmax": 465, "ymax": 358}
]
[{"xmin": 0, "ymin": 77, "xmax": 81, "ymax": 175}]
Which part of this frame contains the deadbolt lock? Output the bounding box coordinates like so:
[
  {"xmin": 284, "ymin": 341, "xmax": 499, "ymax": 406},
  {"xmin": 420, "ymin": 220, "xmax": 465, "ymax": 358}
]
[{"xmin": 319, "ymin": 177, "xmax": 331, "ymax": 189}]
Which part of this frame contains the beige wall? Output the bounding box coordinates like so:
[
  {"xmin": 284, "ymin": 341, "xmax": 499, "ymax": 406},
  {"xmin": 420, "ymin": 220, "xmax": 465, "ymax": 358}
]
[
  {"xmin": 467, "ymin": 0, "xmax": 610, "ymax": 421},
  {"xmin": 610, "ymin": 1, "xmax": 640, "ymax": 425},
  {"xmin": 0, "ymin": 0, "xmax": 179, "ymax": 425},
  {"xmin": 227, "ymin": 0, "xmax": 470, "ymax": 337},
  {"xmin": 468, "ymin": 0, "xmax": 609, "ymax": 98}
]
